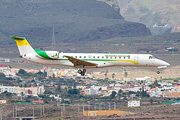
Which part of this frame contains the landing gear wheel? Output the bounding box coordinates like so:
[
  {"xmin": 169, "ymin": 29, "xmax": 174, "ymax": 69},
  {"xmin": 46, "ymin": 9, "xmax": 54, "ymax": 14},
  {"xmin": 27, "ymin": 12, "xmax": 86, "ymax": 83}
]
[
  {"xmin": 157, "ymin": 71, "xmax": 160, "ymax": 74},
  {"xmin": 81, "ymin": 72, "xmax": 85, "ymax": 76},
  {"xmin": 78, "ymin": 69, "xmax": 86, "ymax": 76},
  {"xmin": 78, "ymin": 69, "xmax": 82, "ymax": 74}
]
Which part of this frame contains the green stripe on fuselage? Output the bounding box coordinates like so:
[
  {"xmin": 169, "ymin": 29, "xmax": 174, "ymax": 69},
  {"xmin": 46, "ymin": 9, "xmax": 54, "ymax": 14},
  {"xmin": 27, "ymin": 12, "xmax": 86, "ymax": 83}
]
[{"xmin": 34, "ymin": 49, "xmax": 51, "ymax": 59}]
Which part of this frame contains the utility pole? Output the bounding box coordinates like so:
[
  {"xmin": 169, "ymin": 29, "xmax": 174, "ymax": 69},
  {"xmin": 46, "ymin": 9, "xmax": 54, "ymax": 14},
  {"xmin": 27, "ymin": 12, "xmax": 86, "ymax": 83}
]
[
  {"xmin": 1, "ymin": 109, "xmax": 2, "ymax": 120},
  {"xmin": 16, "ymin": 106, "xmax": 17, "ymax": 118},
  {"xmin": 63, "ymin": 104, "xmax": 65, "ymax": 112},
  {"xmin": 61, "ymin": 107, "xmax": 63, "ymax": 118},
  {"xmin": 43, "ymin": 105, "xmax": 44, "ymax": 115},
  {"xmin": 108, "ymin": 102, "xmax": 110, "ymax": 110},
  {"xmin": 13, "ymin": 106, "xmax": 14, "ymax": 118},
  {"xmin": 83, "ymin": 104, "xmax": 84, "ymax": 115},
  {"xmin": 78, "ymin": 104, "xmax": 79, "ymax": 112},
  {"xmin": 40, "ymin": 105, "xmax": 42, "ymax": 116},
  {"xmin": 33, "ymin": 107, "xmax": 34, "ymax": 120},
  {"xmin": 114, "ymin": 102, "xmax": 116, "ymax": 110}
]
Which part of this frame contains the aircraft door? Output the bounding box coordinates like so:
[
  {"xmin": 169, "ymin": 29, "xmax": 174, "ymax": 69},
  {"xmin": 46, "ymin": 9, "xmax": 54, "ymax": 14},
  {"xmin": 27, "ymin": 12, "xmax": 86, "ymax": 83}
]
[
  {"xmin": 134, "ymin": 56, "xmax": 139, "ymax": 64},
  {"xmin": 88, "ymin": 55, "xmax": 92, "ymax": 61}
]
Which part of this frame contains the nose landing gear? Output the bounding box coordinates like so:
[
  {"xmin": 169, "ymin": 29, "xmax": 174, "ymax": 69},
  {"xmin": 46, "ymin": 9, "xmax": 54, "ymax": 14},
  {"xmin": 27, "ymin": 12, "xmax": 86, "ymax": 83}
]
[{"xmin": 157, "ymin": 70, "xmax": 160, "ymax": 74}]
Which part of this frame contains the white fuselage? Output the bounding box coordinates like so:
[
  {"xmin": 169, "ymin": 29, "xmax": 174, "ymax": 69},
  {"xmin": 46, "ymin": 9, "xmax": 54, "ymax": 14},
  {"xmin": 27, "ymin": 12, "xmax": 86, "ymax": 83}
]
[{"xmin": 23, "ymin": 53, "xmax": 170, "ymax": 69}]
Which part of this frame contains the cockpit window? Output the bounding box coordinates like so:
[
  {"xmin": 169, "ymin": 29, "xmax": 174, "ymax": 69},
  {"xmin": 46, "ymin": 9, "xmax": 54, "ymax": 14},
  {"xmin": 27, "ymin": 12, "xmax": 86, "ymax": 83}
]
[{"xmin": 149, "ymin": 56, "xmax": 156, "ymax": 59}]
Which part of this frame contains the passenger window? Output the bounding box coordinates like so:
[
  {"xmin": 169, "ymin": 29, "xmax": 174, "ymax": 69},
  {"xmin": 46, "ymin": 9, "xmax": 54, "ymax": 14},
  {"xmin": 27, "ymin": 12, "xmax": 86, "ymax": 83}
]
[
  {"xmin": 102, "ymin": 56, "xmax": 104, "ymax": 58},
  {"xmin": 106, "ymin": 57, "xmax": 108, "ymax": 59},
  {"xmin": 149, "ymin": 56, "xmax": 152, "ymax": 59},
  {"xmin": 93, "ymin": 56, "xmax": 95, "ymax": 58},
  {"xmin": 84, "ymin": 56, "xmax": 86, "ymax": 58},
  {"xmin": 97, "ymin": 56, "xmax": 99, "ymax": 58},
  {"xmin": 75, "ymin": 56, "xmax": 77, "ymax": 58},
  {"xmin": 79, "ymin": 56, "xmax": 81, "ymax": 58}
]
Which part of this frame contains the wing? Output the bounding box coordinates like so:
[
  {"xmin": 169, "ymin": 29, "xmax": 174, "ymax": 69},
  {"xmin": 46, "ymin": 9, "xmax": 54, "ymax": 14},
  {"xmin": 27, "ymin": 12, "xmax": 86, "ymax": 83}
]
[{"xmin": 64, "ymin": 55, "xmax": 97, "ymax": 67}]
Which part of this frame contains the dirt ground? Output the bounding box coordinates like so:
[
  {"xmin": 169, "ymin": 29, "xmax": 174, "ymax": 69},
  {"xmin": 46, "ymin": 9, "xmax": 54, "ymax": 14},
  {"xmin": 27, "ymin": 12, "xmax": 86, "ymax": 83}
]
[
  {"xmin": 3, "ymin": 104, "xmax": 180, "ymax": 120},
  {"xmin": 34, "ymin": 104, "xmax": 180, "ymax": 120}
]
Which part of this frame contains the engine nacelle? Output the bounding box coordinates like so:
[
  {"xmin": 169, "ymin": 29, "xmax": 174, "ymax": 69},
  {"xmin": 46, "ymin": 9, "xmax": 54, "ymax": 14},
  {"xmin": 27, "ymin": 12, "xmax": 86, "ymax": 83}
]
[{"xmin": 37, "ymin": 51, "xmax": 59, "ymax": 59}]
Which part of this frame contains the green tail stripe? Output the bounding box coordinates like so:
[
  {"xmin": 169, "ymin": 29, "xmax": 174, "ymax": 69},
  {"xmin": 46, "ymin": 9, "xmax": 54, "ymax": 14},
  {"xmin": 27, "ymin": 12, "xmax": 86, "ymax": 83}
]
[{"xmin": 10, "ymin": 36, "xmax": 25, "ymax": 40}]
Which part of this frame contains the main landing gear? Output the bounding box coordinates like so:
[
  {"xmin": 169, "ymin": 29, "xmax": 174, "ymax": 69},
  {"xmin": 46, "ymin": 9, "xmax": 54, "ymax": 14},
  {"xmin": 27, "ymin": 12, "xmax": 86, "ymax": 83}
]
[{"xmin": 78, "ymin": 69, "xmax": 86, "ymax": 76}]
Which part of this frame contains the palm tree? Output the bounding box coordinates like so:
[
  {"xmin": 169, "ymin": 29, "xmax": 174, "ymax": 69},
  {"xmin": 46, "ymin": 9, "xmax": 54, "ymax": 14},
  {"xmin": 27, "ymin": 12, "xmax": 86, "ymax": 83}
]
[
  {"xmin": 112, "ymin": 73, "xmax": 115, "ymax": 79},
  {"xmin": 104, "ymin": 71, "xmax": 108, "ymax": 79}
]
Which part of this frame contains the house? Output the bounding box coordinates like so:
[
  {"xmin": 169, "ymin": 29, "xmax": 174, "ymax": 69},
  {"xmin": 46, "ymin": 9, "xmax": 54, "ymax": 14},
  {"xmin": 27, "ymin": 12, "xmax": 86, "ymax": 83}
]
[
  {"xmin": 32, "ymin": 100, "xmax": 44, "ymax": 105},
  {"xmin": 25, "ymin": 86, "xmax": 45, "ymax": 95},
  {"xmin": 3, "ymin": 69, "xmax": 16, "ymax": 77},
  {"xmin": 0, "ymin": 64, "xmax": 10, "ymax": 71},
  {"xmin": 168, "ymin": 91, "xmax": 180, "ymax": 98},
  {"xmin": 0, "ymin": 100, "xmax": 7, "ymax": 104},
  {"xmin": 128, "ymin": 100, "xmax": 140, "ymax": 107}
]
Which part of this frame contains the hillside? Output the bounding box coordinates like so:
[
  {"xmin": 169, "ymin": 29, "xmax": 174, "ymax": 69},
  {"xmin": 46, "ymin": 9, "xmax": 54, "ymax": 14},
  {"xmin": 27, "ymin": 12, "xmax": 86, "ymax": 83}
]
[
  {"xmin": 117, "ymin": 0, "xmax": 180, "ymax": 35},
  {"xmin": 0, "ymin": 0, "xmax": 151, "ymax": 45},
  {"xmin": 99, "ymin": 0, "xmax": 180, "ymax": 35}
]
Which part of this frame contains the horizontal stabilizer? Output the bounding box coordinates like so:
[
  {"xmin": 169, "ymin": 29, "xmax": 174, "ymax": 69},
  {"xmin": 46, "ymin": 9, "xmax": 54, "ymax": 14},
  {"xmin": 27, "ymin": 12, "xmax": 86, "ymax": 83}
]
[{"xmin": 10, "ymin": 36, "xmax": 26, "ymax": 40}]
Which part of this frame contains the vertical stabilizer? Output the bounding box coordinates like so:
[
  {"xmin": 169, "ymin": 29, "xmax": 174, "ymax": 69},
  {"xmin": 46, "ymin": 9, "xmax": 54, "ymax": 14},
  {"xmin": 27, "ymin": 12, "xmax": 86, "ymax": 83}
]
[{"xmin": 10, "ymin": 36, "xmax": 36, "ymax": 55}]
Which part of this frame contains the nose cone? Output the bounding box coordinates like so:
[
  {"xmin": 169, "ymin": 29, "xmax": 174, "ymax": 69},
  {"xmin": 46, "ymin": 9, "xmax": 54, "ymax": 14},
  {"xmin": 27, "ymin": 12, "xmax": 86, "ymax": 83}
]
[
  {"xmin": 157, "ymin": 60, "xmax": 170, "ymax": 68},
  {"xmin": 165, "ymin": 62, "xmax": 170, "ymax": 66}
]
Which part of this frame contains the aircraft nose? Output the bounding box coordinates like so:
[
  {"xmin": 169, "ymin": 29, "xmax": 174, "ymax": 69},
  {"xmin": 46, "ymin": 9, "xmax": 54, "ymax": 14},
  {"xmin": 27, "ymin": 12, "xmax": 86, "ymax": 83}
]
[
  {"xmin": 166, "ymin": 62, "xmax": 170, "ymax": 66},
  {"xmin": 161, "ymin": 60, "xmax": 170, "ymax": 66},
  {"xmin": 157, "ymin": 60, "xmax": 170, "ymax": 69}
]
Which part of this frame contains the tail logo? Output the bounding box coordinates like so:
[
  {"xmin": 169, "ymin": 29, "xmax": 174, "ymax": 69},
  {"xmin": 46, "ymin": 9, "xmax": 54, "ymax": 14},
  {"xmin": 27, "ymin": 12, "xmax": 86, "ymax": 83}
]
[{"xmin": 51, "ymin": 53, "xmax": 57, "ymax": 58}]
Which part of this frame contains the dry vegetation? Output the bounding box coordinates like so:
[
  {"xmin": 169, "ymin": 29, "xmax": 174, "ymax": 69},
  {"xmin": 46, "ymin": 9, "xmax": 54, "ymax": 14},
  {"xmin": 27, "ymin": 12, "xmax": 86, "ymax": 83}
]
[{"xmin": 3, "ymin": 104, "xmax": 180, "ymax": 120}]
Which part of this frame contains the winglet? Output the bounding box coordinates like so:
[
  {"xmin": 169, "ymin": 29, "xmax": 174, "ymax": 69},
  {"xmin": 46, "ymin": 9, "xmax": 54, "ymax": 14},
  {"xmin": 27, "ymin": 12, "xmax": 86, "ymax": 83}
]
[{"xmin": 10, "ymin": 36, "xmax": 26, "ymax": 40}]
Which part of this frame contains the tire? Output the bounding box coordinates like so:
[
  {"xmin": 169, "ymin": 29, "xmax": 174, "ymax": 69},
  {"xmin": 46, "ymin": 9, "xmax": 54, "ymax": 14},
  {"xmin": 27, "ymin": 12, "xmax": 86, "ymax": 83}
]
[
  {"xmin": 78, "ymin": 69, "xmax": 82, "ymax": 74},
  {"xmin": 81, "ymin": 72, "xmax": 85, "ymax": 76}
]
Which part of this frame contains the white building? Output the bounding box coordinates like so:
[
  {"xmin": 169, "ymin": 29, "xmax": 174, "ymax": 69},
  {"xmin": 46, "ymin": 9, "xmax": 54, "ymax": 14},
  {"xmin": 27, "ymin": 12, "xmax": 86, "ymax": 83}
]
[
  {"xmin": 128, "ymin": 100, "xmax": 140, "ymax": 107},
  {"xmin": 91, "ymin": 85, "xmax": 107, "ymax": 91},
  {"xmin": 0, "ymin": 85, "xmax": 17, "ymax": 94},
  {"xmin": 3, "ymin": 69, "xmax": 16, "ymax": 77},
  {"xmin": 85, "ymin": 88, "xmax": 96, "ymax": 95},
  {"xmin": 49, "ymin": 94, "xmax": 62, "ymax": 101}
]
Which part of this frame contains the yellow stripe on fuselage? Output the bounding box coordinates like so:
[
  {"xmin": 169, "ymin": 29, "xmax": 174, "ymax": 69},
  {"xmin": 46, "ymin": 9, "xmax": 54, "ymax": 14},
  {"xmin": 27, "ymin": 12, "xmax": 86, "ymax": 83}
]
[
  {"xmin": 116, "ymin": 60, "xmax": 139, "ymax": 64},
  {"xmin": 15, "ymin": 40, "xmax": 31, "ymax": 46}
]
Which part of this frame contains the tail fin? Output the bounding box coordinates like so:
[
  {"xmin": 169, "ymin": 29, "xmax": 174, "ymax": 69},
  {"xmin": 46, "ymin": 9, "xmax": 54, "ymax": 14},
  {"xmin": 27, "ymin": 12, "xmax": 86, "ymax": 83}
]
[{"xmin": 10, "ymin": 36, "xmax": 36, "ymax": 56}]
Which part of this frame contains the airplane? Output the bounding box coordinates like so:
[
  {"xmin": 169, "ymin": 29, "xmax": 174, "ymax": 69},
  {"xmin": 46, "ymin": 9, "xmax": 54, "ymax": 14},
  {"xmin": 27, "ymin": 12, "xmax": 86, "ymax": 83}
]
[{"xmin": 11, "ymin": 36, "xmax": 170, "ymax": 76}]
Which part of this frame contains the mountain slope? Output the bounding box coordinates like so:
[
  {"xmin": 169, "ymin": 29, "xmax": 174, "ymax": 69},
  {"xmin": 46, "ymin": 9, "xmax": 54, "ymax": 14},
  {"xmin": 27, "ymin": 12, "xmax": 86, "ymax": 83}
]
[
  {"xmin": 0, "ymin": 0, "xmax": 151, "ymax": 45},
  {"xmin": 116, "ymin": 0, "xmax": 180, "ymax": 35}
]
